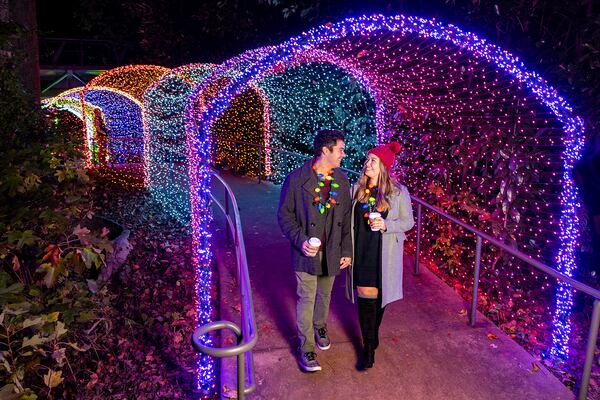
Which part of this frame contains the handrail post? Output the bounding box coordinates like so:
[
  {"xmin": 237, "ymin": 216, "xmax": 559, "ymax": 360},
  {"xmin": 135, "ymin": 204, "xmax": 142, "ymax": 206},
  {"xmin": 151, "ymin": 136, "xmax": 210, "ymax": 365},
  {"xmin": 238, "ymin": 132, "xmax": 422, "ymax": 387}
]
[
  {"xmin": 237, "ymin": 346, "xmax": 246, "ymax": 400},
  {"xmin": 469, "ymin": 235, "xmax": 483, "ymax": 326},
  {"xmin": 579, "ymin": 298, "xmax": 600, "ymax": 400},
  {"xmin": 257, "ymin": 146, "xmax": 262, "ymax": 184},
  {"xmin": 414, "ymin": 203, "xmax": 422, "ymax": 275},
  {"xmin": 233, "ymin": 142, "xmax": 237, "ymax": 176},
  {"xmin": 225, "ymin": 187, "xmax": 231, "ymax": 241}
]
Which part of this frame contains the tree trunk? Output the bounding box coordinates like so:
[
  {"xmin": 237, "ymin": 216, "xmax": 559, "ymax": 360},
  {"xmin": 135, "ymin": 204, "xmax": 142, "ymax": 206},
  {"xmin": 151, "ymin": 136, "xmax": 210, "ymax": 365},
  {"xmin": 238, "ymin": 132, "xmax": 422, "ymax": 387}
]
[{"xmin": 7, "ymin": 0, "xmax": 40, "ymax": 103}]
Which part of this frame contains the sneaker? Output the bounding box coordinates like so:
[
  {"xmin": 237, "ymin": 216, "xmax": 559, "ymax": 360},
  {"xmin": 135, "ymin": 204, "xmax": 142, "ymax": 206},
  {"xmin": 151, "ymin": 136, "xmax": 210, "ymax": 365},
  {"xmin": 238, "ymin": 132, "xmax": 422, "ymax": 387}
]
[
  {"xmin": 298, "ymin": 351, "xmax": 322, "ymax": 372},
  {"xmin": 315, "ymin": 327, "xmax": 331, "ymax": 350}
]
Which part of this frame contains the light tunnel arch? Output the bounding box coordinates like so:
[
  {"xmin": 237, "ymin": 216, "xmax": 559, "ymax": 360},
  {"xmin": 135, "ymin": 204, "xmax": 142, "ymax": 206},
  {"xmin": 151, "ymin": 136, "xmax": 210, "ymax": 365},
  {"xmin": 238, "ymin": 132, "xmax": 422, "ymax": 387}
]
[
  {"xmin": 255, "ymin": 51, "xmax": 382, "ymax": 183},
  {"xmin": 81, "ymin": 65, "xmax": 170, "ymax": 187},
  {"xmin": 189, "ymin": 14, "xmax": 585, "ymax": 359},
  {"xmin": 143, "ymin": 60, "xmax": 272, "ymax": 223},
  {"xmin": 180, "ymin": 47, "xmax": 279, "ymax": 390},
  {"xmin": 143, "ymin": 63, "xmax": 218, "ymax": 222},
  {"xmin": 82, "ymin": 87, "xmax": 144, "ymax": 165},
  {"xmin": 43, "ymin": 87, "xmax": 98, "ymax": 157}
]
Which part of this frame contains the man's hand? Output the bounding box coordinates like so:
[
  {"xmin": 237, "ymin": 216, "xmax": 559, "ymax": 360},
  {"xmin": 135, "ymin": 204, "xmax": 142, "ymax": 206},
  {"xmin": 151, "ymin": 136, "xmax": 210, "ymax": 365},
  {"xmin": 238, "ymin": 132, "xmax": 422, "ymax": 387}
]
[
  {"xmin": 340, "ymin": 257, "xmax": 352, "ymax": 269},
  {"xmin": 302, "ymin": 240, "xmax": 319, "ymax": 257}
]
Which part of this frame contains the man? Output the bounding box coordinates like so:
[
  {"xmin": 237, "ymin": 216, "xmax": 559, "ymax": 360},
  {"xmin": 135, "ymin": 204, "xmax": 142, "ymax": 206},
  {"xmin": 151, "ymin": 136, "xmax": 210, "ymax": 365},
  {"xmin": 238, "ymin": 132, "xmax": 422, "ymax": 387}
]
[{"xmin": 278, "ymin": 129, "xmax": 353, "ymax": 372}]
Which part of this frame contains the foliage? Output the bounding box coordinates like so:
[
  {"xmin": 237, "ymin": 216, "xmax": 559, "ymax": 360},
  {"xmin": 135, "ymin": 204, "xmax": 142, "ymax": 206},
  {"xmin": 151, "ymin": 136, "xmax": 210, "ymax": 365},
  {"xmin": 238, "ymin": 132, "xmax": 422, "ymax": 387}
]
[
  {"xmin": 76, "ymin": 184, "xmax": 203, "ymax": 399},
  {"xmin": 0, "ymin": 37, "xmax": 114, "ymax": 396}
]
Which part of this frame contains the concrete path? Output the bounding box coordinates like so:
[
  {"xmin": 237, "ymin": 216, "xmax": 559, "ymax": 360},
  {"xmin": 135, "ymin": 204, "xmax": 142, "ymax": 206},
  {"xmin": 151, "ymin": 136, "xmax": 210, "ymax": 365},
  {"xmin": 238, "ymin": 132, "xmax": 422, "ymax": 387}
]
[{"xmin": 211, "ymin": 173, "xmax": 574, "ymax": 400}]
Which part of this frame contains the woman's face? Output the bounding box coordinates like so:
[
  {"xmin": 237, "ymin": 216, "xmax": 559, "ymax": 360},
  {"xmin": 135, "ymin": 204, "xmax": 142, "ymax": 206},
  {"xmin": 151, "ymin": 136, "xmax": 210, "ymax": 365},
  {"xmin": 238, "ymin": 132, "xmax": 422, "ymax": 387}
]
[{"xmin": 364, "ymin": 153, "xmax": 381, "ymax": 182}]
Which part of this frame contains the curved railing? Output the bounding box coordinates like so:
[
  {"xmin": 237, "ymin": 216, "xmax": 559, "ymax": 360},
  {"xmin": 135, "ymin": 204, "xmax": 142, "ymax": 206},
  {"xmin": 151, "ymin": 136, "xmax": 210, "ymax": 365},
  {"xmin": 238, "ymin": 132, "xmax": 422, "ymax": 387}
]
[
  {"xmin": 222, "ymin": 139, "xmax": 599, "ymax": 400},
  {"xmin": 191, "ymin": 170, "xmax": 258, "ymax": 400}
]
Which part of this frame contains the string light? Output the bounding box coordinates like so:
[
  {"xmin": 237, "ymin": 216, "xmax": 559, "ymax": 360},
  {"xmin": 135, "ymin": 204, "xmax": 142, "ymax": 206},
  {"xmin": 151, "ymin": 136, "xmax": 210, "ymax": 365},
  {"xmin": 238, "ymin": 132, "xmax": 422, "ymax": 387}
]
[
  {"xmin": 189, "ymin": 14, "xmax": 585, "ymax": 360},
  {"xmin": 144, "ymin": 63, "xmax": 217, "ymax": 222},
  {"xmin": 43, "ymin": 15, "xmax": 587, "ymax": 388},
  {"xmin": 82, "ymin": 65, "xmax": 170, "ymax": 188},
  {"xmin": 43, "ymin": 87, "xmax": 98, "ymax": 161}
]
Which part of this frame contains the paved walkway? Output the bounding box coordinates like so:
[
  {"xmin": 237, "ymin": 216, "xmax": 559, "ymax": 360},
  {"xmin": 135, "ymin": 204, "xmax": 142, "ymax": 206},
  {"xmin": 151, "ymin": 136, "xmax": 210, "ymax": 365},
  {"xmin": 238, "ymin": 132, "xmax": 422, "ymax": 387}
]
[{"xmin": 212, "ymin": 173, "xmax": 574, "ymax": 400}]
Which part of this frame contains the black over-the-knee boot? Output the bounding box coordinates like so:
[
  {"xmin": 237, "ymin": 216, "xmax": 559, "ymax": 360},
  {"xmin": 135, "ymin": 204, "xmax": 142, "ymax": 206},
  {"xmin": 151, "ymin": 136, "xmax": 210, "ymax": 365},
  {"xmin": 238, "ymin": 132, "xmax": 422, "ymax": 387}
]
[
  {"xmin": 357, "ymin": 297, "xmax": 378, "ymax": 369},
  {"xmin": 374, "ymin": 294, "xmax": 386, "ymax": 350}
]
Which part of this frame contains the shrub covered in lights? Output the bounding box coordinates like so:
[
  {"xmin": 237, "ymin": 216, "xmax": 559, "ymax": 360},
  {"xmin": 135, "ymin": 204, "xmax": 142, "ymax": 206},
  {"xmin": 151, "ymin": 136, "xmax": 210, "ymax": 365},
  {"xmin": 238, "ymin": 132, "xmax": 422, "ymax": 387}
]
[
  {"xmin": 192, "ymin": 14, "xmax": 585, "ymax": 360},
  {"xmin": 259, "ymin": 62, "xmax": 377, "ymax": 183}
]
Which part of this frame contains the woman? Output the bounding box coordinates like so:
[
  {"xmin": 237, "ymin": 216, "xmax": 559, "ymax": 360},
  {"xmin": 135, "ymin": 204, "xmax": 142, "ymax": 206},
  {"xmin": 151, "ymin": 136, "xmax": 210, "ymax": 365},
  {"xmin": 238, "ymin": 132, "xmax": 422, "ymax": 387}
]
[{"xmin": 346, "ymin": 141, "xmax": 415, "ymax": 369}]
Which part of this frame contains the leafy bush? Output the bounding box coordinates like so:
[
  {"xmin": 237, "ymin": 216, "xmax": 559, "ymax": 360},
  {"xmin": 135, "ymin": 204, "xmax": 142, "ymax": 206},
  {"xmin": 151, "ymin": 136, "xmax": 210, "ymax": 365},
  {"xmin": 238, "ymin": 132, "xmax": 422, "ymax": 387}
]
[{"xmin": 1, "ymin": 28, "xmax": 114, "ymax": 399}]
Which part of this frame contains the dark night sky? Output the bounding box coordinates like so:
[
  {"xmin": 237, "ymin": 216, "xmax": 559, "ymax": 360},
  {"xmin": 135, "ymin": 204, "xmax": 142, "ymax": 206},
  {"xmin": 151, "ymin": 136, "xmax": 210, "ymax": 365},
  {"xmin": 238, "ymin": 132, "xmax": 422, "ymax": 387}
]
[{"xmin": 36, "ymin": 0, "xmax": 484, "ymax": 65}]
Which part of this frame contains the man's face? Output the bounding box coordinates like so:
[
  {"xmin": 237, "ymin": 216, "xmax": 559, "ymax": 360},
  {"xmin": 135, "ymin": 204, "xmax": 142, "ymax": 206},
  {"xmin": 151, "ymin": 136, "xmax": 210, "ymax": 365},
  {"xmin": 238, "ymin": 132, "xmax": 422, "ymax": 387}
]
[{"xmin": 322, "ymin": 139, "xmax": 346, "ymax": 169}]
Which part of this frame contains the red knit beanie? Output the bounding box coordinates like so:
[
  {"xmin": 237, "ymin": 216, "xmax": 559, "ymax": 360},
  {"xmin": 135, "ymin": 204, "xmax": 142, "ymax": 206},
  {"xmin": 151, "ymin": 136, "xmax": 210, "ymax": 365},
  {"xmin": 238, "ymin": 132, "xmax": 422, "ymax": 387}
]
[{"xmin": 367, "ymin": 142, "xmax": 402, "ymax": 170}]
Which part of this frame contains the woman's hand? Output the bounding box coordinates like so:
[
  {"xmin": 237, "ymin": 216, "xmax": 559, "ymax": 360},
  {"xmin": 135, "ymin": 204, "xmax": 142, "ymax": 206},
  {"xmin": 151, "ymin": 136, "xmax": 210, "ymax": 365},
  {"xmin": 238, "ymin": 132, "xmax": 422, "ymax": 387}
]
[{"xmin": 371, "ymin": 217, "xmax": 387, "ymax": 232}]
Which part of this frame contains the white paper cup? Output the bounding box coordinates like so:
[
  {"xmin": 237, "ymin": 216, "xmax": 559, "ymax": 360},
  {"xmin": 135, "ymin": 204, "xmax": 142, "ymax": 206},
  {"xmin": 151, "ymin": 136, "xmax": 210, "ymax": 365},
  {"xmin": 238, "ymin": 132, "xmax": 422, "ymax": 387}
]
[
  {"xmin": 308, "ymin": 237, "xmax": 321, "ymax": 248},
  {"xmin": 369, "ymin": 212, "xmax": 382, "ymax": 231}
]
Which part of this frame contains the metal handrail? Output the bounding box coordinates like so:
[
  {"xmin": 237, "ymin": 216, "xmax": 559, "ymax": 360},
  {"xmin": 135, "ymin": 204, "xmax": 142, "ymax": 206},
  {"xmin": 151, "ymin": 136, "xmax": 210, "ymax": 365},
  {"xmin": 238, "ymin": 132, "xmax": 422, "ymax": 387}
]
[
  {"xmin": 225, "ymin": 139, "xmax": 599, "ymax": 400},
  {"xmin": 191, "ymin": 170, "xmax": 258, "ymax": 400}
]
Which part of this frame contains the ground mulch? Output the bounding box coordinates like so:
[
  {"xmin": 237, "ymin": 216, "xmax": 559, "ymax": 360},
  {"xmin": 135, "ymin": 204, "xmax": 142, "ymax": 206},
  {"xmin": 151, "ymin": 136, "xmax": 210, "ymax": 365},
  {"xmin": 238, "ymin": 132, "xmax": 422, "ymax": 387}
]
[{"xmin": 72, "ymin": 178, "xmax": 217, "ymax": 399}]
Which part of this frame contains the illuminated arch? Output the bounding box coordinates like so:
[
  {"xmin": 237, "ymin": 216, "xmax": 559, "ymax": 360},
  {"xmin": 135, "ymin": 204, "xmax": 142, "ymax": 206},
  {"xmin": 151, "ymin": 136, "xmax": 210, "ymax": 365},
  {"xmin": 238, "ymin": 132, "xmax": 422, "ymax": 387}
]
[
  {"xmin": 143, "ymin": 63, "xmax": 218, "ymax": 222},
  {"xmin": 256, "ymin": 56, "xmax": 380, "ymax": 182},
  {"xmin": 188, "ymin": 15, "xmax": 585, "ymax": 359},
  {"xmin": 82, "ymin": 65, "xmax": 170, "ymax": 187},
  {"xmin": 141, "ymin": 54, "xmax": 272, "ymax": 226},
  {"xmin": 43, "ymin": 88, "xmax": 98, "ymax": 155}
]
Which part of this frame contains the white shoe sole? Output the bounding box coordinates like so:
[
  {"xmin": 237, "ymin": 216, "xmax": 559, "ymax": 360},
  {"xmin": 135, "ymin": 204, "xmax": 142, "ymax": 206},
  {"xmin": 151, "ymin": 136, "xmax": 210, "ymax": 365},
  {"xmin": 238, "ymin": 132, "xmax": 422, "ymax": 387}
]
[
  {"xmin": 316, "ymin": 343, "xmax": 331, "ymax": 350},
  {"xmin": 299, "ymin": 363, "xmax": 322, "ymax": 372}
]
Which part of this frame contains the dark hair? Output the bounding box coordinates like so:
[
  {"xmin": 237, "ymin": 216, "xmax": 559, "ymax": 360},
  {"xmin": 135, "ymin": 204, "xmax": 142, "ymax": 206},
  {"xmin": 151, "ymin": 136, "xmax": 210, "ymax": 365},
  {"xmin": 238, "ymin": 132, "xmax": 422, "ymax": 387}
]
[{"xmin": 313, "ymin": 129, "xmax": 345, "ymax": 157}]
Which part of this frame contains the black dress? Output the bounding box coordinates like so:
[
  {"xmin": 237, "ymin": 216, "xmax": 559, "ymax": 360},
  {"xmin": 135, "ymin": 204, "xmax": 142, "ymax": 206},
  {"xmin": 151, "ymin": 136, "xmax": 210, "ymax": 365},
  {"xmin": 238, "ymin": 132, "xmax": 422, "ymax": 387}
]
[{"xmin": 353, "ymin": 192, "xmax": 388, "ymax": 289}]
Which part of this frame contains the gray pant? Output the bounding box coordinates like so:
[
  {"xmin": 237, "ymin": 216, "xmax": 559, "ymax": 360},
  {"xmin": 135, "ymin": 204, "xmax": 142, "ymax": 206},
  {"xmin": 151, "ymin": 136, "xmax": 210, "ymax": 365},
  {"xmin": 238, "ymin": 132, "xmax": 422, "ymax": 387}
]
[{"xmin": 295, "ymin": 270, "xmax": 336, "ymax": 353}]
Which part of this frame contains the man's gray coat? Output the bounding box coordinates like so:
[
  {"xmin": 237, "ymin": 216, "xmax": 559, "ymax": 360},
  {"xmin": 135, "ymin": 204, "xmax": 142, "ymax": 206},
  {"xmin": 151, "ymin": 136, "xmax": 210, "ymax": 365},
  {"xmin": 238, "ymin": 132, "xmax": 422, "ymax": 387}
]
[{"xmin": 278, "ymin": 160, "xmax": 353, "ymax": 276}]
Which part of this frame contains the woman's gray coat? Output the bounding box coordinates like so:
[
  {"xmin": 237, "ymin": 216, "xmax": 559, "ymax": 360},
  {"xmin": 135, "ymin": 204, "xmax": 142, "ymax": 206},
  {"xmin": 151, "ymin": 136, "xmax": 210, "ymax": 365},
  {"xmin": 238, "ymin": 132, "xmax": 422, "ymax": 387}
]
[{"xmin": 345, "ymin": 183, "xmax": 415, "ymax": 307}]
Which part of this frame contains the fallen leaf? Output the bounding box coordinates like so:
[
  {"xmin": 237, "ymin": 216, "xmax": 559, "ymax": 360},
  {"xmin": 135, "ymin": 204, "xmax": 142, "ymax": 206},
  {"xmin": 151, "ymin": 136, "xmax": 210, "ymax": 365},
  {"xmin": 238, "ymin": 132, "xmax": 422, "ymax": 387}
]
[
  {"xmin": 43, "ymin": 369, "xmax": 64, "ymax": 388},
  {"xmin": 73, "ymin": 225, "xmax": 91, "ymax": 238},
  {"xmin": 532, "ymin": 363, "xmax": 540, "ymax": 372},
  {"xmin": 486, "ymin": 333, "xmax": 499, "ymax": 340},
  {"xmin": 0, "ymin": 384, "xmax": 19, "ymax": 400},
  {"xmin": 86, "ymin": 373, "xmax": 98, "ymax": 389},
  {"xmin": 11, "ymin": 255, "xmax": 20, "ymax": 272}
]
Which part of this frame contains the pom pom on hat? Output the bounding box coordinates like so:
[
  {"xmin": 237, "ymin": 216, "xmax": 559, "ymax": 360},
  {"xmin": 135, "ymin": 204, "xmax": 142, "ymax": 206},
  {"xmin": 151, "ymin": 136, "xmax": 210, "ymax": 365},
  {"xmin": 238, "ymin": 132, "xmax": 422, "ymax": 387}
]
[
  {"xmin": 367, "ymin": 141, "xmax": 402, "ymax": 170},
  {"xmin": 388, "ymin": 142, "xmax": 401, "ymax": 153}
]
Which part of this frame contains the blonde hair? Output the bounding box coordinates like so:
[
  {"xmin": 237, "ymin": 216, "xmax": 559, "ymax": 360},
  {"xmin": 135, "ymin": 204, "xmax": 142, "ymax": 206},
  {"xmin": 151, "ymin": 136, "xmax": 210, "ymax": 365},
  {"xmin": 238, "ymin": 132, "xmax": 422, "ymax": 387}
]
[{"xmin": 354, "ymin": 157, "xmax": 398, "ymax": 212}]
